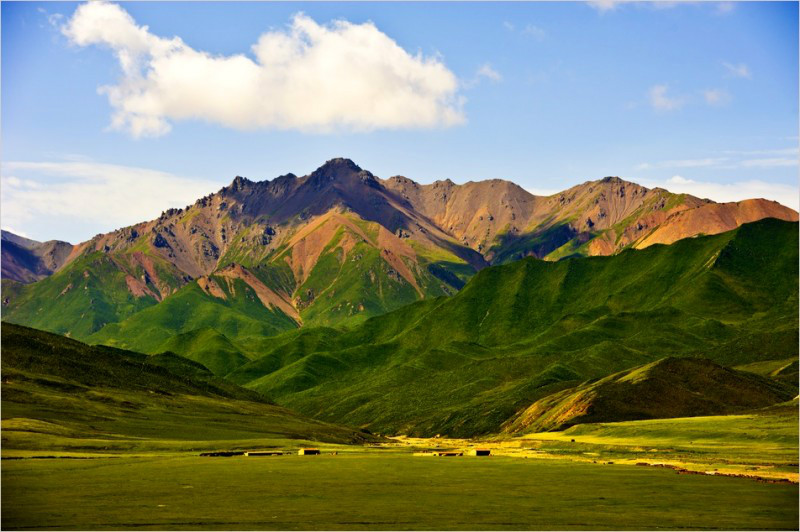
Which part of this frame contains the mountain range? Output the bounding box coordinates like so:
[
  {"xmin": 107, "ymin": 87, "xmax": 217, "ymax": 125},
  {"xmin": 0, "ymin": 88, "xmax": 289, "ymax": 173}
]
[
  {"xmin": 1, "ymin": 157, "xmax": 798, "ymax": 438},
  {"xmin": 4, "ymin": 218, "xmax": 796, "ymax": 438},
  {"xmin": 2, "ymin": 158, "xmax": 796, "ymax": 343},
  {"xmin": 214, "ymin": 218, "xmax": 798, "ymax": 436}
]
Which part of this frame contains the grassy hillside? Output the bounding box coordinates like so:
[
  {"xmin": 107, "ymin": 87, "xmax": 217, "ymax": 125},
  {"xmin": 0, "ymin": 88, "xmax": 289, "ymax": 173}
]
[
  {"xmin": 503, "ymin": 357, "xmax": 795, "ymax": 433},
  {"xmin": 1, "ymin": 323, "xmax": 376, "ymax": 454},
  {"xmin": 1, "ymin": 252, "xmax": 163, "ymax": 339},
  {"xmin": 87, "ymin": 279, "xmax": 298, "ymax": 374},
  {"xmin": 224, "ymin": 219, "xmax": 798, "ymax": 436}
]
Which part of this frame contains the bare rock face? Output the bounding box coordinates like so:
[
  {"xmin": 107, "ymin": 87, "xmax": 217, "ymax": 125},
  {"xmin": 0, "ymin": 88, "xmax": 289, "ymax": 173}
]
[
  {"xmin": 635, "ymin": 199, "xmax": 798, "ymax": 249},
  {"xmin": 5, "ymin": 159, "xmax": 796, "ymax": 315},
  {"xmin": 1, "ymin": 231, "xmax": 74, "ymax": 283}
]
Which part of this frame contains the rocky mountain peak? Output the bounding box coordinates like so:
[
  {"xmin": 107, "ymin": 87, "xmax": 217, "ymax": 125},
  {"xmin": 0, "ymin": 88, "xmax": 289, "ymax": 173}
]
[
  {"xmin": 304, "ymin": 158, "xmax": 365, "ymax": 189},
  {"xmin": 227, "ymin": 175, "xmax": 253, "ymax": 192},
  {"xmin": 317, "ymin": 157, "xmax": 362, "ymax": 174}
]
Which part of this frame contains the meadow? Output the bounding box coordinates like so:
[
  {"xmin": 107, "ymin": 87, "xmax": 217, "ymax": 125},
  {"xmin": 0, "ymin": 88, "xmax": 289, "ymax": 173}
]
[{"xmin": 3, "ymin": 452, "xmax": 798, "ymax": 531}]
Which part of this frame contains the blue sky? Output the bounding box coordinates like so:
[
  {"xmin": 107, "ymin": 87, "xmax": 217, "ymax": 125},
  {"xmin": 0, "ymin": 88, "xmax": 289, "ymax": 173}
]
[{"xmin": 2, "ymin": 1, "xmax": 798, "ymax": 243}]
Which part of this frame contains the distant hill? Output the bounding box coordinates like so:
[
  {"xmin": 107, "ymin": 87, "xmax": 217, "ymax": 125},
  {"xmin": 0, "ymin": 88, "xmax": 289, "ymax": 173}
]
[
  {"xmin": 0, "ymin": 323, "xmax": 376, "ymax": 451},
  {"xmin": 1, "ymin": 230, "xmax": 74, "ymax": 284},
  {"xmin": 3, "ymin": 158, "xmax": 796, "ymax": 339},
  {"xmin": 502, "ymin": 357, "xmax": 796, "ymax": 433},
  {"xmin": 217, "ymin": 219, "xmax": 798, "ymax": 436}
]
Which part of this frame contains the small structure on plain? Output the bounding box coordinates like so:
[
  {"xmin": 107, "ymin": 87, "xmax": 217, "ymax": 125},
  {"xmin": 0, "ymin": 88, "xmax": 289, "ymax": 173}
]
[
  {"xmin": 298, "ymin": 448, "xmax": 321, "ymax": 455},
  {"xmin": 245, "ymin": 451, "xmax": 284, "ymax": 456}
]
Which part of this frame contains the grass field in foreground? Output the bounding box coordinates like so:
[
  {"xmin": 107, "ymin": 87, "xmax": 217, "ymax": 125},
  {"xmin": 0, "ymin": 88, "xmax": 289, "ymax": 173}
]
[{"xmin": 3, "ymin": 453, "xmax": 797, "ymax": 531}]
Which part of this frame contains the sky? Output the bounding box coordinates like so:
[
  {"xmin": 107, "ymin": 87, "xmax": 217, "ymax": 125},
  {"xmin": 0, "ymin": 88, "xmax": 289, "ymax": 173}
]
[{"xmin": 2, "ymin": 0, "xmax": 798, "ymax": 243}]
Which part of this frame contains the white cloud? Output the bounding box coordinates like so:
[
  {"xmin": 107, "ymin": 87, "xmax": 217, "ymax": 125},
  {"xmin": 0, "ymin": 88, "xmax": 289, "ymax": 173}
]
[
  {"xmin": 38, "ymin": 7, "xmax": 64, "ymax": 28},
  {"xmin": 715, "ymin": 2, "xmax": 735, "ymax": 15},
  {"xmin": 648, "ymin": 175, "xmax": 799, "ymax": 210},
  {"xmin": 739, "ymin": 157, "xmax": 798, "ymax": 168},
  {"xmin": 503, "ymin": 21, "xmax": 546, "ymax": 41},
  {"xmin": 723, "ymin": 62, "xmax": 751, "ymax": 79},
  {"xmin": 1, "ymin": 226, "xmax": 32, "ymax": 239},
  {"xmin": 636, "ymin": 148, "xmax": 798, "ymax": 172},
  {"xmin": 648, "ymin": 84, "xmax": 684, "ymax": 111},
  {"xmin": 703, "ymin": 88, "xmax": 732, "ymax": 106},
  {"xmin": 587, "ymin": 0, "xmax": 625, "ymax": 12},
  {"xmin": 525, "ymin": 187, "xmax": 560, "ymax": 197},
  {"xmin": 476, "ymin": 63, "xmax": 502, "ymax": 83},
  {"xmin": 521, "ymin": 24, "xmax": 547, "ymax": 41},
  {"xmin": 62, "ymin": 1, "xmax": 464, "ymax": 137},
  {"xmin": 636, "ymin": 158, "xmax": 728, "ymax": 171},
  {"xmin": 722, "ymin": 147, "xmax": 798, "ymax": 156},
  {"xmin": 1, "ymin": 160, "xmax": 221, "ymax": 242}
]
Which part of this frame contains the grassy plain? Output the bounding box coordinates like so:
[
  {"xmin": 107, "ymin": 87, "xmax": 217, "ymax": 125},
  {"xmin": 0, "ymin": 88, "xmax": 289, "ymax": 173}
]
[{"xmin": 3, "ymin": 452, "xmax": 798, "ymax": 531}]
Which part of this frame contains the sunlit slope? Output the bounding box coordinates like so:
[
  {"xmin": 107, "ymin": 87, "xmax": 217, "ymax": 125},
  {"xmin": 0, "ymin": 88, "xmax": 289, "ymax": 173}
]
[
  {"xmin": 87, "ymin": 277, "xmax": 298, "ymax": 374},
  {"xmin": 0, "ymin": 252, "xmax": 169, "ymax": 339},
  {"xmin": 229, "ymin": 219, "xmax": 798, "ymax": 436},
  {"xmin": 503, "ymin": 357, "xmax": 795, "ymax": 433}
]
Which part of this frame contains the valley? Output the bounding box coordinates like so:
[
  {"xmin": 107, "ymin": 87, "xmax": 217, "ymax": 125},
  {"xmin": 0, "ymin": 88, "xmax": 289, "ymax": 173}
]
[
  {"xmin": 4, "ymin": 405, "xmax": 798, "ymax": 530},
  {"xmin": 2, "ymin": 163, "xmax": 798, "ymax": 530}
]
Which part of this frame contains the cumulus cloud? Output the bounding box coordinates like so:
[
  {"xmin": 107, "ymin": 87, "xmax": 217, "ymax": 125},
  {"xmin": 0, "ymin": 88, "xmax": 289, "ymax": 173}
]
[
  {"xmin": 703, "ymin": 88, "xmax": 731, "ymax": 106},
  {"xmin": 648, "ymin": 175, "xmax": 798, "ymax": 210},
  {"xmin": 648, "ymin": 84, "xmax": 684, "ymax": 111},
  {"xmin": 1, "ymin": 160, "xmax": 221, "ymax": 242},
  {"xmin": 723, "ymin": 62, "xmax": 751, "ymax": 79},
  {"xmin": 61, "ymin": 1, "xmax": 464, "ymax": 137}
]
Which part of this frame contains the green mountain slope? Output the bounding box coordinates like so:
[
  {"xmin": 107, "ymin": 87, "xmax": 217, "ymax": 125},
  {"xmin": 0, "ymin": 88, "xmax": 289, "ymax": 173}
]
[
  {"xmin": 1, "ymin": 323, "xmax": 376, "ymax": 453},
  {"xmin": 225, "ymin": 219, "xmax": 798, "ymax": 436},
  {"xmin": 87, "ymin": 277, "xmax": 298, "ymax": 374},
  {"xmin": 502, "ymin": 357, "xmax": 795, "ymax": 433},
  {"xmin": 0, "ymin": 252, "xmax": 167, "ymax": 339}
]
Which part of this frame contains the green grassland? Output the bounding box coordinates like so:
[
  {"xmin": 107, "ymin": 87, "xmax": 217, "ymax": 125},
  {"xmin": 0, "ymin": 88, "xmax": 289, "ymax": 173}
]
[
  {"xmin": 3, "ymin": 452, "xmax": 797, "ymax": 531},
  {"xmin": 516, "ymin": 402, "xmax": 799, "ymax": 479},
  {"xmin": 214, "ymin": 219, "xmax": 799, "ymax": 436}
]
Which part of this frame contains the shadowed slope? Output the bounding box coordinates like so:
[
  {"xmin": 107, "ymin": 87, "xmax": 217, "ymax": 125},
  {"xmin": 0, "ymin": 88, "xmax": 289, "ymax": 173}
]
[
  {"xmin": 503, "ymin": 357, "xmax": 796, "ymax": 433},
  {"xmin": 1, "ymin": 323, "xmax": 377, "ymax": 452}
]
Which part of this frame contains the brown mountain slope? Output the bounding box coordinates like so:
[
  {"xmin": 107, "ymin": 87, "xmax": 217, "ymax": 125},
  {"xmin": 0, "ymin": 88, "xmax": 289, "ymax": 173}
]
[
  {"xmin": 1, "ymin": 231, "xmax": 74, "ymax": 283},
  {"xmin": 381, "ymin": 176, "xmax": 540, "ymax": 254},
  {"xmin": 382, "ymin": 173, "xmax": 797, "ymax": 263},
  {"xmin": 503, "ymin": 357, "xmax": 796, "ymax": 434},
  {"xmin": 2, "ymin": 160, "xmax": 486, "ymax": 337},
  {"xmin": 635, "ymin": 198, "xmax": 797, "ymax": 249},
  {"xmin": 3, "ymin": 159, "xmax": 797, "ymax": 338}
]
